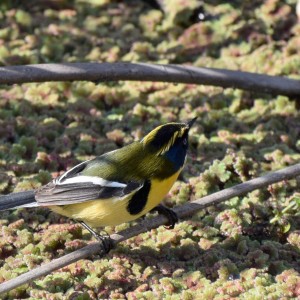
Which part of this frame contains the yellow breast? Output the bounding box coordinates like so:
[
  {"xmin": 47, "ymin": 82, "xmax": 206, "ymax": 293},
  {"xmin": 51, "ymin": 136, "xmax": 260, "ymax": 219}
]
[
  {"xmin": 50, "ymin": 170, "xmax": 181, "ymax": 228},
  {"xmin": 139, "ymin": 169, "xmax": 181, "ymax": 217}
]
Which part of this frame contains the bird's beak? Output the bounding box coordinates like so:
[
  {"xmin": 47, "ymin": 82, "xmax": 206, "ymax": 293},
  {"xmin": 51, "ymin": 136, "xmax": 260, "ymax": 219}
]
[{"xmin": 187, "ymin": 117, "xmax": 198, "ymax": 129}]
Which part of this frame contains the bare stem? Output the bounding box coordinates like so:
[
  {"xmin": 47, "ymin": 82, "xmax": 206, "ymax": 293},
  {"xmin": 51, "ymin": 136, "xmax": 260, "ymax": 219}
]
[
  {"xmin": 0, "ymin": 63, "xmax": 299, "ymax": 96},
  {"xmin": 1, "ymin": 163, "xmax": 300, "ymax": 294}
]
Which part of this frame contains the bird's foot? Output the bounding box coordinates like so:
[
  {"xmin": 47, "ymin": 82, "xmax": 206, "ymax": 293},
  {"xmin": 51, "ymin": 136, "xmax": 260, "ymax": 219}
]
[
  {"xmin": 152, "ymin": 204, "xmax": 178, "ymax": 229},
  {"xmin": 93, "ymin": 232, "xmax": 113, "ymax": 254},
  {"xmin": 78, "ymin": 221, "xmax": 113, "ymax": 254}
]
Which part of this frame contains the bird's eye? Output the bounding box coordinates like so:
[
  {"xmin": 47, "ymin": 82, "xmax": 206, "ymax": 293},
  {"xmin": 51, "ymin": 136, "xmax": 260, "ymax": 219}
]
[{"xmin": 183, "ymin": 138, "xmax": 187, "ymax": 145}]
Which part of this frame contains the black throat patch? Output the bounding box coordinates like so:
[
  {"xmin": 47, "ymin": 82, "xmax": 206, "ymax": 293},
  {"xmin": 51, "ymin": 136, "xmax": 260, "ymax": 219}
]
[{"xmin": 126, "ymin": 180, "xmax": 151, "ymax": 215}]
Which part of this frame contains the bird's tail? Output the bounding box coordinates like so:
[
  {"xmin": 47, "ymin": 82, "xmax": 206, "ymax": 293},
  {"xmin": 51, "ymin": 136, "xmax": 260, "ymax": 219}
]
[{"xmin": 0, "ymin": 190, "xmax": 37, "ymax": 211}]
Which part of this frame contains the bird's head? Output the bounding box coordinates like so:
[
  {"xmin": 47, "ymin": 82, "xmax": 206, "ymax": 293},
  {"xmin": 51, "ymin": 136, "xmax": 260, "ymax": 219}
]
[{"xmin": 141, "ymin": 117, "xmax": 197, "ymax": 169}]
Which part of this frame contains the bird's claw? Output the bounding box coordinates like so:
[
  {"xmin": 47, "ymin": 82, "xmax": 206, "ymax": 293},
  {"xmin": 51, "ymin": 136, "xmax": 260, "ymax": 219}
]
[{"xmin": 152, "ymin": 204, "xmax": 179, "ymax": 229}]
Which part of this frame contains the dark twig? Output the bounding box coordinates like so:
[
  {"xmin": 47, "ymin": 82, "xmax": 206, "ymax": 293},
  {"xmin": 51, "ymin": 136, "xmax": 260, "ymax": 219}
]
[
  {"xmin": 0, "ymin": 63, "xmax": 299, "ymax": 96},
  {"xmin": 1, "ymin": 163, "xmax": 300, "ymax": 294}
]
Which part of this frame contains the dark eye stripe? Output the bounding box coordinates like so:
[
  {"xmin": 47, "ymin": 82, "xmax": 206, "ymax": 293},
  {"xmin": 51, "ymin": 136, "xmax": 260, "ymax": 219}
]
[{"xmin": 150, "ymin": 125, "xmax": 179, "ymax": 148}]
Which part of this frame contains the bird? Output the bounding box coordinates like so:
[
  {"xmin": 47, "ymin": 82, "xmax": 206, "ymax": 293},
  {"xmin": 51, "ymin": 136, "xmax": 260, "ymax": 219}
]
[{"xmin": 0, "ymin": 118, "xmax": 197, "ymax": 252}]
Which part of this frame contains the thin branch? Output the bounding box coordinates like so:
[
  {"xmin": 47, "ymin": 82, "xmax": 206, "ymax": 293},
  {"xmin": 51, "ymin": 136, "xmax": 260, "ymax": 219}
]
[
  {"xmin": 1, "ymin": 163, "xmax": 300, "ymax": 294},
  {"xmin": 0, "ymin": 63, "xmax": 299, "ymax": 96}
]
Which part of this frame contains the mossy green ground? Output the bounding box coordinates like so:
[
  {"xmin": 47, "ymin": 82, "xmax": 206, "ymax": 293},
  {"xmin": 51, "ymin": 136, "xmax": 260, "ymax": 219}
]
[{"xmin": 0, "ymin": 0, "xmax": 300, "ymax": 299}]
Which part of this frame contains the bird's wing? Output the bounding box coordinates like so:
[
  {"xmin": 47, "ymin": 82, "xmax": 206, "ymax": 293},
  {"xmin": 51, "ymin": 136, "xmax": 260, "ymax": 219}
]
[{"xmin": 35, "ymin": 160, "xmax": 143, "ymax": 206}]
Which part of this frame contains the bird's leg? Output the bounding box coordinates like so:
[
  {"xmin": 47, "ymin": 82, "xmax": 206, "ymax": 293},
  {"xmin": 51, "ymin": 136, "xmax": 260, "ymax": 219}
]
[
  {"xmin": 78, "ymin": 221, "xmax": 113, "ymax": 253},
  {"xmin": 151, "ymin": 204, "xmax": 178, "ymax": 229}
]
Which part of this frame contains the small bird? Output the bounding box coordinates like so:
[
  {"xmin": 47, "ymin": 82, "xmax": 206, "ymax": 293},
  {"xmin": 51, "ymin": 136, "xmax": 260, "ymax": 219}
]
[{"xmin": 0, "ymin": 118, "xmax": 197, "ymax": 251}]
